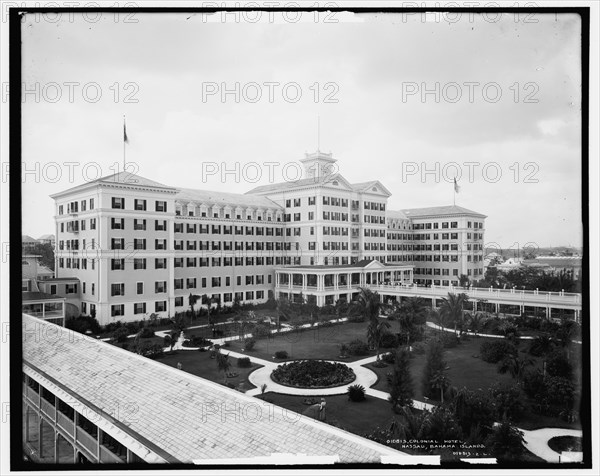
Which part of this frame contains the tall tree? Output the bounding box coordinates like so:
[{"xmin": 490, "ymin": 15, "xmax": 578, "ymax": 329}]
[
  {"xmin": 393, "ymin": 297, "xmax": 428, "ymax": 346},
  {"xmin": 422, "ymin": 339, "xmax": 447, "ymax": 400},
  {"xmin": 216, "ymin": 350, "xmax": 231, "ymax": 383},
  {"xmin": 498, "ymin": 355, "xmax": 534, "ymax": 385},
  {"xmin": 355, "ymin": 287, "xmax": 381, "ymax": 322},
  {"xmin": 485, "ymin": 420, "xmax": 526, "ymax": 462},
  {"xmin": 388, "ymin": 348, "xmax": 414, "ymax": 411},
  {"xmin": 188, "ymin": 293, "xmax": 200, "ymax": 321},
  {"xmin": 367, "ymin": 319, "xmax": 391, "ymax": 360},
  {"xmin": 439, "ymin": 292, "xmax": 469, "ymax": 335}
]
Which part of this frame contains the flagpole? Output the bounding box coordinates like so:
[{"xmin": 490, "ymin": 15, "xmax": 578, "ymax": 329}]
[{"xmin": 123, "ymin": 115, "xmax": 126, "ymax": 171}]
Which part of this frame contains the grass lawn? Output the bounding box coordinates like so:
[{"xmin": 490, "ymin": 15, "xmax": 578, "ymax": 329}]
[
  {"xmin": 257, "ymin": 392, "xmax": 546, "ymax": 463},
  {"xmin": 226, "ymin": 320, "xmax": 386, "ymax": 362},
  {"xmin": 257, "ymin": 392, "xmax": 395, "ymax": 436},
  {"xmin": 156, "ymin": 349, "xmax": 261, "ymax": 391},
  {"xmin": 365, "ymin": 330, "xmax": 582, "ymax": 431}
]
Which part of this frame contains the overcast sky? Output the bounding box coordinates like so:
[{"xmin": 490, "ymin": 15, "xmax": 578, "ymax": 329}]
[{"xmin": 20, "ymin": 10, "xmax": 583, "ymax": 250}]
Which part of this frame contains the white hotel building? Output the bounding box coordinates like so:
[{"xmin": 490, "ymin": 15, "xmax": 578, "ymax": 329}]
[{"xmin": 51, "ymin": 151, "xmax": 486, "ymax": 325}]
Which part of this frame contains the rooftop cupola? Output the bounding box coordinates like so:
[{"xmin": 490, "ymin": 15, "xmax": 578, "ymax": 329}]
[{"xmin": 300, "ymin": 150, "xmax": 337, "ymax": 179}]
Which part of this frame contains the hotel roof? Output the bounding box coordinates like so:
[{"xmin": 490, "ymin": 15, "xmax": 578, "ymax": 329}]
[
  {"xmin": 245, "ymin": 173, "xmax": 345, "ymax": 195},
  {"xmin": 177, "ymin": 188, "xmax": 282, "ymax": 210},
  {"xmin": 22, "ymin": 314, "xmax": 405, "ymax": 464},
  {"xmin": 50, "ymin": 172, "xmax": 178, "ymax": 198},
  {"xmin": 399, "ymin": 205, "xmax": 487, "ymax": 219}
]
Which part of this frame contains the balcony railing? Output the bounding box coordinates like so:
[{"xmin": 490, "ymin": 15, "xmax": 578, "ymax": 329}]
[
  {"xmin": 57, "ymin": 411, "xmax": 74, "ymax": 438},
  {"xmin": 100, "ymin": 445, "xmax": 126, "ymax": 463},
  {"xmin": 40, "ymin": 397, "xmax": 55, "ymax": 419},
  {"xmin": 76, "ymin": 427, "xmax": 98, "ymax": 458}
]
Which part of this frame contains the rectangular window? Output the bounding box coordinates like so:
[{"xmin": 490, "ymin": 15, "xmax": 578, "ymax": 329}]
[
  {"xmin": 137, "ymin": 282, "xmax": 144, "ymax": 294},
  {"xmin": 134, "ymin": 199, "xmax": 147, "ymax": 211},
  {"xmin": 111, "ymin": 283, "xmax": 125, "ymax": 296},
  {"xmin": 134, "ymin": 219, "xmax": 146, "ymax": 230},
  {"xmin": 111, "ymin": 304, "xmax": 124, "ymax": 317},
  {"xmin": 134, "ymin": 258, "xmax": 147, "ymax": 270},
  {"xmin": 155, "ymin": 220, "xmax": 167, "ymax": 231},
  {"xmin": 155, "ymin": 301, "xmax": 166, "ymax": 312},
  {"xmin": 111, "ymin": 259, "xmax": 125, "ymax": 270},
  {"xmin": 134, "ymin": 303, "xmax": 146, "ymax": 314},
  {"xmin": 111, "ymin": 238, "xmax": 124, "ymax": 250},
  {"xmin": 112, "ymin": 197, "xmax": 125, "ymax": 209},
  {"xmin": 134, "ymin": 238, "xmax": 146, "ymax": 250},
  {"xmin": 111, "ymin": 218, "xmax": 125, "ymax": 230},
  {"xmin": 155, "ymin": 239, "xmax": 167, "ymax": 250},
  {"xmin": 155, "ymin": 201, "xmax": 167, "ymax": 212},
  {"xmin": 155, "ymin": 281, "xmax": 167, "ymax": 293},
  {"xmin": 155, "ymin": 258, "xmax": 167, "ymax": 269}
]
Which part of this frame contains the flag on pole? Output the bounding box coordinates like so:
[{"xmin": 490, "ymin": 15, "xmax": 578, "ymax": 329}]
[
  {"xmin": 123, "ymin": 120, "xmax": 129, "ymax": 143},
  {"xmin": 454, "ymin": 177, "xmax": 461, "ymax": 193}
]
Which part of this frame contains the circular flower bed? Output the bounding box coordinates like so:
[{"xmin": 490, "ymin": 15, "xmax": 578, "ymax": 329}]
[
  {"xmin": 271, "ymin": 360, "xmax": 356, "ymax": 388},
  {"xmin": 548, "ymin": 436, "xmax": 582, "ymax": 453}
]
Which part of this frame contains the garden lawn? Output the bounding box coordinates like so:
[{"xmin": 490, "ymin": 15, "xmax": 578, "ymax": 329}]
[
  {"xmin": 156, "ymin": 349, "xmax": 261, "ymax": 391},
  {"xmin": 257, "ymin": 392, "xmax": 394, "ymax": 436},
  {"xmin": 365, "ymin": 332, "xmax": 582, "ymax": 431},
  {"xmin": 226, "ymin": 321, "xmax": 384, "ymax": 362}
]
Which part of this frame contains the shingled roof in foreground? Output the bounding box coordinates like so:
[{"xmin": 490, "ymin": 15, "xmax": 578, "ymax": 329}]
[{"xmin": 22, "ymin": 314, "xmax": 406, "ymax": 465}]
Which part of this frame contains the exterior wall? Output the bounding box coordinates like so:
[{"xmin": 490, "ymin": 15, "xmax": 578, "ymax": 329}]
[{"xmin": 406, "ymin": 215, "xmax": 485, "ymax": 286}]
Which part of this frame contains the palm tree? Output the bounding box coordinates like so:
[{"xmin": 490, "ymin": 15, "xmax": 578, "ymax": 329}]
[
  {"xmin": 188, "ymin": 293, "xmax": 200, "ymax": 322},
  {"xmin": 367, "ymin": 319, "xmax": 391, "ymax": 360},
  {"xmin": 216, "ymin": 350, "xmax": 231, "ymax": 383},
  {"xmin": 431, "ymin": 370, "xmax": 450, "ymax": 404},
  {"xmin": 467, "ymin": 311, "xmax": 487, "ymax": 337},
  {"xmin": 164, "ymin": 331, "xmax": 179, "ymax": 353},
  {"xmin": 355, "ymin": 287, "xmax": 381, "ymax": 322},
  {"xmin": 497, "ymin": 355, "xmax": 534, "ymax": 385},
  {"xmin": 439, "ymin": 292, "xmax": 469, "ymax": 336},
  {"xmin": 394, "ymin": 297, "xmax": 428, "ymax": 346}
]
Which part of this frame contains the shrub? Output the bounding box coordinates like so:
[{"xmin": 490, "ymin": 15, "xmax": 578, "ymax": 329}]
[
  {"xmin": 488, "ymin": 384, "xmax": 524, "ymax": 421},
  {"xmin": 112, "ymin": 327, "xmax": 130, "ymax": 343},
  {"xmin": 546, "ymin": 350, "xmax": 572, "ymax": 379},
  {"xmin": 274, "ymin": 350, "xmax": 288, "ymax": 359},
  {"xmin": 139, "ymin": 327, "xmax": 155, "ymax": 338},
  {"xmin": 381, "ymin": 352, "xmax": 395, "ymax": 364},
  {"xmin": 244, "ymin": 339, "xmax": 256, "ymax": 351},
  {"xmin": 523, "ymin": 370, "xmax": 546, "ymax": 400},
  {"xmin": 441, "ymin": 333, "xmax": 460, "ymax": 348},
  {"xmin": 251, "ymin": 322, "xmax": 272, "ymax": 339},
  {"xmin": 348, "ymin": 384, "xmax": 366, "ymax": 402},
  {"xmin": 411, "ymin": 341, "xmax": 427, "ymax": 355},
  {"xmin": 347, "ymin": 339, "xmax": 369, "ymax": 356},
  {"xmin": 136, "ymin": 342, "xmax": 164, "ymax": 359},
  {"xmin": 480, "ymin": 341, "xmax": 517, "ymax": 364},
  {"xmin": 380, "ymin": 332, "xmax": 398, "ymax": 349},
  {"xmin": 66, "ymin": 315, "xmax": 102, "ymax": 335},
  {"xmin": 528, "ymin": 335, "xmax": 555, "ymax": 356},
  {"xmin": 237, "ymin": 357, "xmax": 252, "ymax": 368}
]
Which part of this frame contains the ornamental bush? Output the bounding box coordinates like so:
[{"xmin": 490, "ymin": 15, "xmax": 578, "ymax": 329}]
[
  {"xmin": 139, "ymin": 327, "xmax": 155, "ymax": 338},
  {"xmin": 480, "ymin": 341, "xmax": 517, "ymax": 364},
  {"xmin": 244, "ymin": 339, "xmax": 256, "ymax": 351},
  {"xmin": 347, "ymin": 339, "xmax": 369, "ymax": 356},
  {"xmin": 380, "ymin": 332, "xmax": 398, "ymax": 349},
  {"xmin": 274, "ymin": 350, "xmax": 288, "ymax": 359},
  {"xmin": 347, "ymin": 384, "xmax": 366, "ymax": 402},
  {"xmin": 237, "ymin": 357, "xmax": 252, "ymax": 368},
  {"xmin": 271, "ymin": 360, "xmax": 355, "ymax": 388}
]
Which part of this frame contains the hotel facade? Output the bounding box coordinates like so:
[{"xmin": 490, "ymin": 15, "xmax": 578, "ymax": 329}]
[{"xmin": 51, "ymin": 151, "xmax": 486, "ymax": 325}]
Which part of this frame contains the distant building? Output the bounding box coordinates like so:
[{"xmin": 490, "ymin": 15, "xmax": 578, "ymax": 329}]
[
  {"xmin": 38, "ymin": 234, "xmax": 56, "ymax": 248},
  {"xmin": 523, "ymin": 256, "xmax": 582, "ymax": 280},
  {"xmin": 22, "ymin": 235, "xmax": 39, "ymax": 253},
  {"xmin": 22, "ymin": 292, "xmax": 66, "ymax": 326}
]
